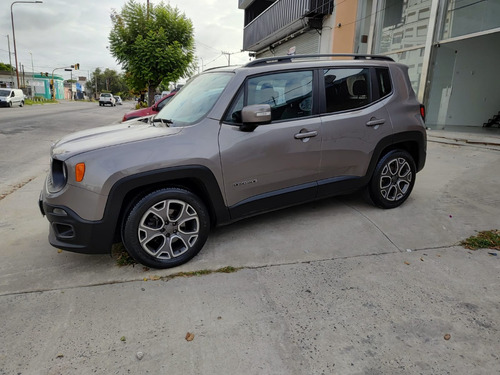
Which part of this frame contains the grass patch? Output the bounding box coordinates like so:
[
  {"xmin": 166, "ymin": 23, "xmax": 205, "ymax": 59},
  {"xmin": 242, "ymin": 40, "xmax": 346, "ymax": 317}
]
[
  {"xmin": 111, "ymin": 242, "xmax": 241, "ymax": 278},
  {"xmin": 461, "ymin": 230, "xmax": 500, "ymax": 250},
  {"xmin": 25, "ymin": 98, "xmax": 58, "ymax": 105},
  {"xmin": 172, "ymin": 266, "xmax": 240, "ymax": 278},
  {"xmin": 112, "ymin": 243, "xmax": 137, "ymax": 266}
]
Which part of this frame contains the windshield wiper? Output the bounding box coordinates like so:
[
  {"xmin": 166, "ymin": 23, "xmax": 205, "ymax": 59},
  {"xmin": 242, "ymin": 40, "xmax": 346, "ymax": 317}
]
[{"xmin": 152, "ymin": 116, "xmax": 173, "ymax": 127}]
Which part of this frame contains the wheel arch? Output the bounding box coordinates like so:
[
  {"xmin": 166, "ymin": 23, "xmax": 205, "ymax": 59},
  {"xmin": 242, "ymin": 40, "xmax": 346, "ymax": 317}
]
[
  {"xmin": 369, "ymin": 131, "xmax": 426, "ymax": 179},
  {"xmin": 104, "ymin": 166, "xmax": 230, "ymax": 243}
]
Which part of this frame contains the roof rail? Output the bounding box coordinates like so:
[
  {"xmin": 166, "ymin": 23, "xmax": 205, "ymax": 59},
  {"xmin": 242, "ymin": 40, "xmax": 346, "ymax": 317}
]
[{"xmin": 244, "ymin": 54, "xmax": 394, "ymax": 67}]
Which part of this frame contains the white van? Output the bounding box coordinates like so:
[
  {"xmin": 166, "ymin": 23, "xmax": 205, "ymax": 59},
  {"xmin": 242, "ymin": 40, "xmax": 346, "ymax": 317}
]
[{"xmin": 0, "ymin": 89, "xmax": 25, "ymax": 107}]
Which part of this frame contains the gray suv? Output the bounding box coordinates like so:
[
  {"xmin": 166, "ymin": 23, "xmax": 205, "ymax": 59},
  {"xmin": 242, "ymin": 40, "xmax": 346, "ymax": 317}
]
[{"xmin": 39, "ymin": 54, "xmax": 426, "ymax": 269}]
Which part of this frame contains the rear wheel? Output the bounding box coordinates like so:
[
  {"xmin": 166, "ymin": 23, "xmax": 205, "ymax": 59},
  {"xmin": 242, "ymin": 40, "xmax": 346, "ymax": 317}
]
[
  {"xmin": 122, "ymin": 188, "xmax": 210, "ymax": 269},
  {"xmin": 368, "ymin": 150, "xmax": 416, "ymax": 209}
]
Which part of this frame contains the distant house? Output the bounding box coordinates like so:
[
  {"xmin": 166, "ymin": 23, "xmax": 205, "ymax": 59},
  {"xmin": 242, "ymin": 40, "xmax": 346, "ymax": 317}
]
[{"xmin": 0, "ymin": 70, "xmax": 64, "ymax": 99}]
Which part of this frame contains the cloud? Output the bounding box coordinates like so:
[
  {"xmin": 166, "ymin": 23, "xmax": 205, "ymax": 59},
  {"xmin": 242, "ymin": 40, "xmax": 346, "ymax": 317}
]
[{"xmin": 0, "ymin": 0, "xmax": 246, "ymax": 79}]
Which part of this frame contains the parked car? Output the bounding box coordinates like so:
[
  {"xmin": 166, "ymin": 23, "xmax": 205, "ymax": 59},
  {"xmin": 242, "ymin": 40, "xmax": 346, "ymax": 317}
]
[
  {"xmin": 122, "ymin": 92, "xmax": 176, "ymax": 122},
  {"xmin": 99, "ymin": 93, "xmax": 116, "ymax": 106},
  {"xmin": 0, "ymin": 88, "xmax": 25, "ymax": 107},
  {"xmin": 114, "ymin": 96, "xmax": 123, "ymax": 105},
  {"xmin": 40, "ymin": 54, "xmax": 426, "ymax": 269}
]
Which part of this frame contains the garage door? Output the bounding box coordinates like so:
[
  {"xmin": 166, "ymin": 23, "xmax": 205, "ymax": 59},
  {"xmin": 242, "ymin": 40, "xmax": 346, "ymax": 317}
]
[{"xmin": 258, "ymin": 30, "xmax": 320, "ymax": 58}]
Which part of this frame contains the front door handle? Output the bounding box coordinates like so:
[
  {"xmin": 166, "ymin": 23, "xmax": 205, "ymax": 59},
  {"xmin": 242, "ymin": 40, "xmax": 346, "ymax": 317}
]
[
  {"xmin": 366, "ymin": 118, "xmax": 386, "ymax": 127},
  {"xmin": 294, "ymin": 130, "xmax": 318, "ymax": 139}
]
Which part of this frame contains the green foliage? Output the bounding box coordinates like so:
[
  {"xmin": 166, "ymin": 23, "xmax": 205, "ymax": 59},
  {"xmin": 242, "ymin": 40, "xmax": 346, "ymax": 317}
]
[
  {"xmin": 0, "ymin": 62, "xmax": 14, "ymax": 72},
  {"xmin": 135, "ymin": 101, "xmax": 148, "ymax": 109},
  {"xmin": 86, "ymin": 68, "xmax": 131, "ymax": 99},
  {"xmin": 112, "ymin": 243, "xmax": 137, "ymax": 266},
  {"xmin": 25, "ymin": 97, "xmax": 58, "ymax": 105},
  {"xmin": 109, "ymin": 0, "xmax": 195, "ymax": 105},
  {"xmin": 461, "ymin": 230, "xmax": 500, "ymax": 250}
]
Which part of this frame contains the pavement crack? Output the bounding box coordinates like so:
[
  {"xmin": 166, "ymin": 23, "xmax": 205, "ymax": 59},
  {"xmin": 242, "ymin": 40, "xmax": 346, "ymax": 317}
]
[
  {"xmin": 344, "ymin": 202, "xmax": 402, "ymax": 252},
  {"xmin": 0, "ymin": 176, "xmax": 37, "ymax": 201},
  {"xmin": 0, "ymin": 251, "xmax": 402, "ymax": 297}
]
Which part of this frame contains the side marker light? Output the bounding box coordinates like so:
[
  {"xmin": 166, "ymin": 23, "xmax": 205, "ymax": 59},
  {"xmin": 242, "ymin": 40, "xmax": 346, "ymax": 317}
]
[{"xmin": 75, "ymin": 163, "xmax": 85, "ymax": 182}]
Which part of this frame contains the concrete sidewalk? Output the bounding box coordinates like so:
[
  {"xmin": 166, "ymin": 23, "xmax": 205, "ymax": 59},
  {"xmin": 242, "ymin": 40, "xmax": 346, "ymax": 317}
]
[
  {"xmin": 427, "ymin": 126, "xmax": 500, "ymax": 150},
  {"xmin": 0, "ymin": 133, "xmax": 499, "ymax": 374}
]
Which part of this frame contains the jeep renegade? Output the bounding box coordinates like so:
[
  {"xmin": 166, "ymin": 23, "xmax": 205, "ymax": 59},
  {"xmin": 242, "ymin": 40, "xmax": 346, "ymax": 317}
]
[{"xmin": 39, "ymin": 54, "xmax": 427, "ymax": 269}]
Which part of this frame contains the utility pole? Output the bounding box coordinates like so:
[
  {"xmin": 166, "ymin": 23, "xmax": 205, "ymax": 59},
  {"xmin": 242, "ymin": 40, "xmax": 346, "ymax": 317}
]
[
  {"xmin": 29, "ymin": 51, "xmax": 34, "ymax": 98},
  {"xmin": 6, "ymin": 35, "xmax": 14, "ymax": 88},
  {"xmin": 222, "ymin": 51, "xmax": 239, "ymax": 66},
  {"xmin": 11, "ymin": 1, "xmax": 44, "ymax": 89},
  {"xmin": 222, "ymin": 51, "xmax": 231, "ymax": 66}
]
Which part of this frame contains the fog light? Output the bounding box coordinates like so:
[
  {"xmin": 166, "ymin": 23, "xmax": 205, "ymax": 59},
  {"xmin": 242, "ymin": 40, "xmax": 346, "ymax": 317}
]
[{"xmin": 52, "ymin": 208, "xmax": 67, "ymax": 216}]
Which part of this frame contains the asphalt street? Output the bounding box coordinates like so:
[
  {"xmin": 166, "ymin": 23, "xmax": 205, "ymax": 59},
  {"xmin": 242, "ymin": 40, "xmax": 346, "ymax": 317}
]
[
  {"xmin": 0, "ymin": 102, "xmax": 499, "ymax": 374},
  {"xmin": 0, "ymin": 101, "xmax": 124, "ymax": 198}
]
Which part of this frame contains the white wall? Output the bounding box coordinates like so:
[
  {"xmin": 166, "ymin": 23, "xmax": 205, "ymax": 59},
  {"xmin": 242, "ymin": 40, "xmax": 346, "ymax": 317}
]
[{"xmin": 426, "ymin": 32, "xmax": 500, "ymax": 127}]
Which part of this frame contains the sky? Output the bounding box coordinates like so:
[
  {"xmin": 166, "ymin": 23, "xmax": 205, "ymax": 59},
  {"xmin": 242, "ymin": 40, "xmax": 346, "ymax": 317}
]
[{"xmin": 0, "ymin": 0, "xmax": 249, "ymax": 81}]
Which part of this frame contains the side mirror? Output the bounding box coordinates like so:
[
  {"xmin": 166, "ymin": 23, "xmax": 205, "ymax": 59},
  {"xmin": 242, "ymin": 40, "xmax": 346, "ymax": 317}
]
[{"xmin": 240, "ymin": 104, "xmax": 272, "ymax": 132}]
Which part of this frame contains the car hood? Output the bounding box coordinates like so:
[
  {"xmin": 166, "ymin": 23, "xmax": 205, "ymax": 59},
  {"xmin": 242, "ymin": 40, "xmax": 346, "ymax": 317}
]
[{"xmin": 52, "ymin": 121, "xmax": 182, "ymax": 161}]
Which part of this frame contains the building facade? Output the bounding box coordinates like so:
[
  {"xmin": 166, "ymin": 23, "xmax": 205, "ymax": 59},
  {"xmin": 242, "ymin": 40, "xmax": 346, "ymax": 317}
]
[
  {"xmin": 239, "ymin": 0, "xmax": 500, "ymax": 128},
  {"xmin": 0, "ymin": 71, "xmax": 64, "ymax": 100}
]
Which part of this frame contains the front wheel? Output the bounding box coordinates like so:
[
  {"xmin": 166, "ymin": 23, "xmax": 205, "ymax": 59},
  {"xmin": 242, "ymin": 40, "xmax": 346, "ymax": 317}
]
[
  {"xmin": 20, "ymin": 100, "xmax": 24, "ymax": 107},
  {"xmin": 122, "ymin": 188, "xmax": 210, "ymax": 269},
  {"xmin": 368, "ymin": 150, "xmax": 416, "ymax": 209}
]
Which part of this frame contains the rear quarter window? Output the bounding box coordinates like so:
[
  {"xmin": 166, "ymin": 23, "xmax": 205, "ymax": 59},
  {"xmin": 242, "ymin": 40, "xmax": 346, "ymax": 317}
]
[{"xmin": 376, "ymin": 68, "xmax": 392, "ymax": 98}]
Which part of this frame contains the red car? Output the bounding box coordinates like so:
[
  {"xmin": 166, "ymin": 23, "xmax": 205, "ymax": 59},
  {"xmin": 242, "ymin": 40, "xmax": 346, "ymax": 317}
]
[{"xmin": 122, "ymin": 92, "xmax": 176, "ymax": 122}]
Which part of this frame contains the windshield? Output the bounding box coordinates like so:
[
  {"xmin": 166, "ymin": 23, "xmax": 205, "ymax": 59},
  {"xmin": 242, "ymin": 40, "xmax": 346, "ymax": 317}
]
[
  {"xmin": 156, "ymin": 72, "xmax": 232, "ymax": 127},
  {"xmin": 0, "ymin": 90, "xmax": 10, "ymax": 96}
]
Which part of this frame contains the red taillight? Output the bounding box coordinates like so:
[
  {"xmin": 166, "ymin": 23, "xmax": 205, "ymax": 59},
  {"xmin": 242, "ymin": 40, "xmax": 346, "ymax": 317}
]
[{"xmin": 420, "ymin": 104, "xmax": 426, "ymax": 121}]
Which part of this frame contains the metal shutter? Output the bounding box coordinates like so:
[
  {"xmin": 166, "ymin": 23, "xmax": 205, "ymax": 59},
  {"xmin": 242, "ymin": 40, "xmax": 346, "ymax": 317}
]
[{"xmin": 258, "ymin": 30, "xmax": 320, "ymax": 58}]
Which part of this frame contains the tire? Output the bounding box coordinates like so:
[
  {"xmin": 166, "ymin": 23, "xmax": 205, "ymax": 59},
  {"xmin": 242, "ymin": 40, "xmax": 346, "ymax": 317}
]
[
  {"xmin": 368, "ymin": 150, "xmax": 416, "ymax": 209},
  {"xmin": 8, "ymin": 101, "xmax": 12, "ymax": 107},
  {"xmin": 122, "ymin": 188, "xmax": 210, "ymax": 269},
  {"xmin": 20, "ymin": 100, "xmax": 24, "ymax": 107}
]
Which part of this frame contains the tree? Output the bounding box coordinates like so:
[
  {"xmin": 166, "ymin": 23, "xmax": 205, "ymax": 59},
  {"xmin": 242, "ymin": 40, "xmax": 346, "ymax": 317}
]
[
  {"xmin": 86, "ymin": 68, "xmax": 130, "ymax": 99},
  {"xmin": 109, "ymin": 0, "xmax": 195, "ymax": 106},
  {"xmin": 0, "ymin": 62, "xmax": 14, "ymax": 72}
]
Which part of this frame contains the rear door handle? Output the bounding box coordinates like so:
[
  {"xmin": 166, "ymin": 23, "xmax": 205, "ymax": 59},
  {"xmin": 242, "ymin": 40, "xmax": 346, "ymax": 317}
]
[
  {"xmin": 366, "ymin": 118, "xmax": 385, "ymax": 127},
  {"xmin": 294, "ymin": 130, "xmax": 318, "ymax": 139}
]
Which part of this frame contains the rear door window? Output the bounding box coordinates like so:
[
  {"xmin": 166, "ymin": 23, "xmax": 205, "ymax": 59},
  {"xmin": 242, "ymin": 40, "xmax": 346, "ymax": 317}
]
[{"xmin": 322, "ymin": 68, "xmax": 371, "ymax": 113}]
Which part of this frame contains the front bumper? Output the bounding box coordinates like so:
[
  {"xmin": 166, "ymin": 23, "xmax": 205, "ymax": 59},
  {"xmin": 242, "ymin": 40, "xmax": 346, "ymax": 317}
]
[{"xmin": 39, "ymin": 196, "xmax": 114, "ymax": 254}]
